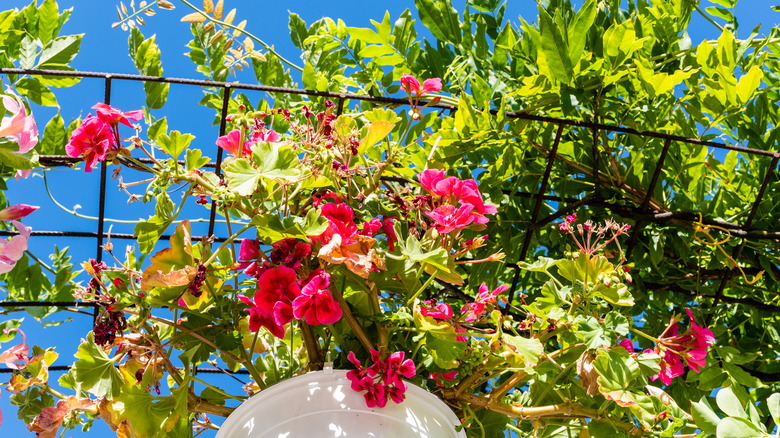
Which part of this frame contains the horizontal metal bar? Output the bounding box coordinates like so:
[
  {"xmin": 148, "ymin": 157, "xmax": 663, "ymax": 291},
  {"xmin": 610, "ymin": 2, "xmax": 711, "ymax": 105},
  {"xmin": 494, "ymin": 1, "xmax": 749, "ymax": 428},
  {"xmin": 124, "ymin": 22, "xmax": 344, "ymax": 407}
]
[
  {"xmin": 2, "ymin": 68, "xmax": 777, "ymax": 158},
  {"xmin": 0, "ymin": 230, "xmax": 229, "ymax": 242},
  {"xmin": 0, "ymin": 301, "xmax": 96, "ymax": 308}
]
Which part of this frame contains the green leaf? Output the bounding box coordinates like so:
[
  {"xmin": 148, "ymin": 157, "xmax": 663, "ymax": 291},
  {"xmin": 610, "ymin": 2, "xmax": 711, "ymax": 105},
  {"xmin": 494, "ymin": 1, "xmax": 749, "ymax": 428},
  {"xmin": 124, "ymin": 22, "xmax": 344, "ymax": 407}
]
[
  {"xmin": 115, "ymin": 385, "xmax": 181, "ymax": 438},
  {"xmin": 347, "ymin": 26, "xmax": 384, "ymax": 44},
  {"xmin": 567, "ymin": 0, "xmax": 597, "ymax": 64},
  {"xmin": 71, "ymin": 332, "xmax": 123, "ymax": 398},
  {"xmin": 19, "ymin": 35, "xmax": 37, "ymax": 69},
  {"xmin": 15, "ymin": 77, "xmax": 58, "ymax": 107},
  {"xmin": 36, "ymin": 0, "xmax": 60, "ymax": 43},
  {"xmin": 185, "ymin": 148, "xmax": 209, "ymax": 171},
  {"xmin": 576, "ymin": 312, "xmax": 628, "ymax": 350},
  {"xmin": 39, "ymin": 112, "xmax": 66, "ymax": 154},
  {"xmin": 0, "ymin": 141, "xmax": 37, "ymax": 169},
  {"xmin": 691, "ymin": 400, "xmax": 721, "ymax": 435},
  {"xmin": 414, "ymin": 0, "xmax": 461, "ymax": 45},
  {"xmin": 503, "ymin": 334, "xmax": 543, "ymax": 365},
  {"xmin": 767, "ymin": 393, "xmax": 780, "ymax": 423},
  {"xmin": 425, "ymin": 333, "xmax": 466, "ymax": 369},
  {"xmin": 250, "ymin": 141, "xmax": 302, "ymax": 181},
  {"xmin": 38, "ymin": 34, "xmax": 81, "ymax": 67},
  {"xmin": 715, "ymin": 417, "xmax": 765, "ymax": 438},
  {"xmin": 134, "ymin": 191, "xmax": 176, "ymax": 254},
  {"xmin": 223, "ymin": 157, "xmax": 260, "ymax": 197},
  {"xmin": 359, "ymin": 120, "xmax": 395, "ymax": 152},
  {"xmin": 401, "ymin": 234, "xmax": 451, "ymax": 273},
  {"xmin": 538, "ymin": 5, "xmax": 572, "ymax": 84},
  {"xmin": 288, "ymin": 13, "xmax": 309, "ymax": 49},
  {"xmin": 736, "ymin": 65, "xmax": 763, "ymax": 105},
  {"xmin": 129, "ymin": 28, "xmax": 168, "ymax": 109},
  {"xmin": 156, "ymin": 130, "xmax": 194, "ymax": 159},
  {"xmin": 716, "ymin": 387, "xmax": 746, "ymax": 418},
  {"xmin": 147, "ymin": 116, "xmax": 167, "ymax": 142},
  {"xmin": 251, "ymin": 211, "xmax": 328, "ymax": 244}
]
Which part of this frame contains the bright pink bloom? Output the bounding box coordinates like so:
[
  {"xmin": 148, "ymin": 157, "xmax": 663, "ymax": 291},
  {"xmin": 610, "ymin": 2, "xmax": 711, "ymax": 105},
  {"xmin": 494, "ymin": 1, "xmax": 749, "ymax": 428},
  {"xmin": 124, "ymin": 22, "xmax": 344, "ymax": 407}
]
[
  {"xmin": 270, "ymin": 238, "xmax": 311, "ymax": 269},
  {"xmin": 383, "ymin": 351, "xmax": 416, "ymax": 387},
  {"xmin": 216, "ymin": 129, "xmax": 245, "ymax": 157},
  {"xmin": 238, "ymin": 295, "xmax": 285, "ymax": 339},
  {"xmin": 1, "ymin": 89, "xmax": 38, "ymax": 153},
  {"xmin": 400, "ymin": 74, "xmax": 442, "ymax": 95},
  {"xmin": 381, "ymin": 217, "xmax": 398, "ymax": 251},
  {"xmin": 92, "ymin": 103, "xmax": 143, "ymax": 128},
  {"xmin": 14, "ymin": 169, "xmax": 31, "ymax": 180},
  {"xmin": 0, "ymin": 221, "xmax": 31, "ymax": 274},
  {"xmin": 453, "ymin": 179, "xmax": 497, "ymax": 218},
  {"xmin": 418, "ymin": 169, "xmax": 459, "ymax": 197},
  {"xmin": 292, "ymin": 270, "xmax": 342, "ymax": 325},
  {"xmin": 65, "ymin": 115, "xmax": 115, "ymax": 172},
  {"xmin": 618, "ymin": 338, "xmax": 635, "ymax": 353},
  {"xmin": 255, "ymin": 266, "xmax": 300, "ymax": 314},
  {"xmin": 250, "ymin": 129, "xmax": 281, "ymax": 144},
  {"xmin": 0, "ymin": 328, "xmax": 29, "ymax": 370},
  {"xmin": 360, "ymin": 218, "xmax": 382, "ymax": 237},
  {"xmin": 317, "ymin": 203, "xmax": 358, "ymax": 245},
  {"xmin": 426, "ymin": 204, "xmax": 476, "ymax": 234},
  {"xmin": 0, "ymin": 204, "xmax": 38, "ymax": 221},
  {"xmin": 346, "ymin": 349, "xmax": 416, "ymax": 408},
  {"xmin": 236, "ymin": 238, "xmax": 268, "ymax": 278},
  {"xmin": 649, "ymin": 349, "xmax": 685, "ymax": 386},
  {"xmin": 430, "ymin": 371, "xmax": 458, "ymax": 386},
  {"xmin": 420, "ymin": 300, "xmax": 466, "ymax": 342},
  {"xmin": 461, "ymin": 283, "xmax": 509, "ymax": 322}
]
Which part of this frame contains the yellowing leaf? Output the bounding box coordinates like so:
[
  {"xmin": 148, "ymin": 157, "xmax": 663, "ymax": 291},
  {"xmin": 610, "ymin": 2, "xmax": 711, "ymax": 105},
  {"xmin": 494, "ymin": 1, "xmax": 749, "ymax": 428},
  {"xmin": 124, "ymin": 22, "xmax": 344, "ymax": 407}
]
[
  {"xmin": 141, "ymin": 265, "xmax": 197, "ymax": 290},
  {"xmin": 359, "ymin": 120, "xmax": 395, "ymax": 154},
  {"xmin": 180, "ymin": 12, "xmax": 206, "ymax": 23}
]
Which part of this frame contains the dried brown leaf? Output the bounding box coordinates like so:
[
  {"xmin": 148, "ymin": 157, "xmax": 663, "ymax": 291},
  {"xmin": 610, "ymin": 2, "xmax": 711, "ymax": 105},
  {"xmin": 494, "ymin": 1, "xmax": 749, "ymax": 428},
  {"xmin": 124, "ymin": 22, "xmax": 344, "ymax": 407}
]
[
  {"xmin": 141, "ymin": 265, "xmax": 197, "ymax": 290},
  {"xmin": 318, "ymin": 234, "xmax": 384, "ymax": 278},
  {"xmin": 233, "ymin": 19, "xmax": 247, "ymax": 36},
  {"xmin": 144, "ymin": 8, "xmax": 156, "ymax": 16},
  {"xmin": 120, "ymin": 1, "xmax": 127, "ymax": 15},
  {"xmin": 576, "ymin": 350, "xmax": 599, "ymax": 396},
  {"xmin": 136, "ymin": 16, "xmax": 145, "ymax": 26},
  {"xmin": 203, "ymin": 22, "xmax": 215, "ymax": 33}
]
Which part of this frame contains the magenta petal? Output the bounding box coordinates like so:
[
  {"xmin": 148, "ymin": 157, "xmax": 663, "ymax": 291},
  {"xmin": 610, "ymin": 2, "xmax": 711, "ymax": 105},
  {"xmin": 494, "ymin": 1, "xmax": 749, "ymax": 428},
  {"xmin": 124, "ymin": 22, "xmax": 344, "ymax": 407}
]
[{"xmin": 0, "ymin": 204, "xmax": 38, "ymax": 221}]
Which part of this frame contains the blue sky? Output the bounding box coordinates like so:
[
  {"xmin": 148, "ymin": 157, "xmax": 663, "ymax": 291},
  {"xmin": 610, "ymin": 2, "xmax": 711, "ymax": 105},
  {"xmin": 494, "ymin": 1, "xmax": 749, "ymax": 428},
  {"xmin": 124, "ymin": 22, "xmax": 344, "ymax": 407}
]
[{"xmin": 0, "ymin": 0, "xmax": 778, "ymax": 436}]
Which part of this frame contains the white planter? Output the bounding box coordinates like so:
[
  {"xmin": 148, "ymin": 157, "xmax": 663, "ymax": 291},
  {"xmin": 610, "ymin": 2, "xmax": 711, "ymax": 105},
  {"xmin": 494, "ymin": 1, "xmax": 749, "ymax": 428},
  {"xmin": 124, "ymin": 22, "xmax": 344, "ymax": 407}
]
[{"xmin": 217, "ymin": 367, "xmax": 466, "ymax": 437}]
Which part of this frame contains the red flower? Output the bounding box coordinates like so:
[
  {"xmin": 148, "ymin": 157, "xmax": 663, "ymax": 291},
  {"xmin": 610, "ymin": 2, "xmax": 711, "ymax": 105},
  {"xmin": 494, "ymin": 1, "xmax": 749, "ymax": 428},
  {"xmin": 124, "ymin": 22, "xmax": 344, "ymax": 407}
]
[
  {"xmin": 346, "ymin": 349, "xmax": 417, "ymax": 408},
  {"xmin": 426, "ymin": 204, "xmax": 476, "ymax": 234},
  {"xmin": 92, "ymin": 103, "xmax": 143, "ymax": 128},
  {"xmin": 461, "ymin": 283, "xmax": 509, "ymax": 322},
  {"xmin": 292, "ymin": 270, "xmax": 342, "ymax": 325},
  {"xmin": 418, "ymin": 169, "xmax": 459, "ymax": 197},
  {"xmin": 430, "ymin": 371, "xmax": 458, "ymax": 386},
  {"xmin": 400, "ymin": 74, "xmax": 442, "ymax": 96},
  {"xmin": 381, "ymin": 217, "xmax": 398, "ymax": 251},
  {"xmin": 255, "ymin": 266, "xmax": 300, "ymax": 314},
  {"xmin": 270, "ymin": 238, "xmax": 311, "ymax": 269},
  {"xmin": 238, "ymin": 296, "xmax": 285, "ymax": 339},
  {"xmin": 65, "ymin": 115, "xmax": 115, "ymax": 172},
  {"xmin": 359, "ymin": 218, "xmax": 382, "ymax": 237}
]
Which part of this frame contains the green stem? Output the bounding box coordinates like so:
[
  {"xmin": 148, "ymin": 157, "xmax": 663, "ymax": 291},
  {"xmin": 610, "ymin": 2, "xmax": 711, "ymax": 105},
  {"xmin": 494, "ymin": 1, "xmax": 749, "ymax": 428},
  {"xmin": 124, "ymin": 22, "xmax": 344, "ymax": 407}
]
[
  {"xmin": 190, "ymin": 376, "xmax": 246, "ymax": 401},
  {"xmin": 406, "ymin": 271, "xmax": 438, "ymax": 306},
  {"xmin": 687, "ymin": 0, "xmax": 725, "ymax": 32},
  {"xmin": 178, "ymin": 0, "xmax": 303, "ymax": 72},
  {"xmin": 202, "ymin": 221, "xmax": 254, "ymax": 267}
]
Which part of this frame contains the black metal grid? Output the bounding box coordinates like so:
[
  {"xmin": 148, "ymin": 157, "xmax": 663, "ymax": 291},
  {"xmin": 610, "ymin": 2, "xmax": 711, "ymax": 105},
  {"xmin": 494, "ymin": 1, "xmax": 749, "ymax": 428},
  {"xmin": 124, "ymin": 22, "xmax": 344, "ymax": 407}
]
[{"xmin": 0, "ymin": 66, "xmax": 778, "ymax": 366}]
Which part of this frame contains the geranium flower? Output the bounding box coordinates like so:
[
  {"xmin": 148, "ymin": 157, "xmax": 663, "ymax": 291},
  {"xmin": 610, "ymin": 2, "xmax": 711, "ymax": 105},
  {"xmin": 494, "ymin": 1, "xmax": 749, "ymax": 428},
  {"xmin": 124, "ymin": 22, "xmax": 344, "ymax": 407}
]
[
  {"xmin": 461, "ymin": 283, "xmax": 509, "ymax": 322},
  {"xmin": 0, "ymin": 221, "xmax": 31, "ymax": 274},
  {"xmin": 400, "ymin": 74, "xmax": 442, "ymax": 96},
  {"xmin": 92, "ymin": 103, "xmax": 143, "ymax": 128},
  {"xmin": 270, "ymin": 238, "xmax": 311, "ymax": 269},
  {"xmin": 216, "ymin": 129, "xmax": 245, "ymax": 157},
  {"xmin": 452, "ymin": 179, "xmax": 497, "ymax": 220},
  {"xmin": 420, "ymin": 300, "xmax": 466, "ymax": 342},
  {"xmin": 359, "ymin": 218, "xmax": 382, "ymax": 237},
  {"xmin": 644, "ymin": 309, "xmax": 715, "ymax": 384},
  {"xmin": 346, "ymin": 349, "xmax": 416, "ymax": 408},
  {"xmin": 246, "ymin": 128, "xmax": 281, "ymax": 148},
  {"xmin": 0, "ymin": 204, "xmax": 38, "ymax": 221},
  {"xmin": 65, "ymin": 115, "xmax": 115, "ymax": 172},
  {"xmin": 237, "ymin": 296, "xmax": 285, "ymax": 339},
  {"xmin": 418, "ymin": 169, "xmax": 459, "ymax": 197},
  {"xmin": 292, "ymin": 270, "xmax": 342, "ymax": 325},
  {"xmin": 254, "ymin": 266, "xmax": 300, "ymax": 315},
  {"xmin": 1, "ymin": 88, "xmax": 38, "ymax": 153},
  {"xmin": 430, "ymin": 371, "xmax": 458, "ymax": 386},
  {"xmin": 426, "ymin": 204, "xmax": 476, "ymax": 234},
  {"xmin": 381, "ymin": 217, "xmax": 398, "ymax": 251}
]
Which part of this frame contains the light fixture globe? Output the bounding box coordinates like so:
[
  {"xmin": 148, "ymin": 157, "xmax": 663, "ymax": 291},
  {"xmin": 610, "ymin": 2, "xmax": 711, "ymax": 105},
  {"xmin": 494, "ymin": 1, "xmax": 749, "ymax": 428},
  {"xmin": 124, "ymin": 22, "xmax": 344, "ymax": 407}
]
[{"xmin": 216, "ymin": 367, "xmax": 466, "ymax": 438}]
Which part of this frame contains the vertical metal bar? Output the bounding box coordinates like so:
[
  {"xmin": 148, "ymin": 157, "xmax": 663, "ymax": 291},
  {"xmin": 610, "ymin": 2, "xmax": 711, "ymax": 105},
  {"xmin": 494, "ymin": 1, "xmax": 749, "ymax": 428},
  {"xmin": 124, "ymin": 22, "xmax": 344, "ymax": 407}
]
[
  {"xmin": 336, "ymin": 95, "xmax": 345, "ymax": 117},
  {"xmin": 708, "ymin": 154, "xmax": 779, "ymax": 322},
  {"xmin": 207, "ymin": 85, "xmax": 231, "ymax": 238},
  {"xmin": 94, "ymin": 75, "xmax": 112, "ymax": 329},
  {"xmin": 625, "ymin": 137, "xmax": 673, "ymax": 259},
  {"xmin": 518, "ymin": 123, "xmax": 565, "ymax": 261}
]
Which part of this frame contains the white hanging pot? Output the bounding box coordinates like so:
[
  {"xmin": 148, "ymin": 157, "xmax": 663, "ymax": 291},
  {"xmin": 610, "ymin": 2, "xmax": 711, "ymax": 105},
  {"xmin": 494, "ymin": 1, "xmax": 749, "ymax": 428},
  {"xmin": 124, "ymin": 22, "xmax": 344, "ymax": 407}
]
[{"xmin": 216, "ymin": 367, "xmax": 466, "ymax": 437}]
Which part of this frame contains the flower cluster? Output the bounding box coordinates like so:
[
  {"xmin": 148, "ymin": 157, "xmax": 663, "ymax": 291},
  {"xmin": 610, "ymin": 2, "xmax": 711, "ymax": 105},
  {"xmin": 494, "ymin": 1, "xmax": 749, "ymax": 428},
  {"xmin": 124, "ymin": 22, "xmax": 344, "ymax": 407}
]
[
  {"xmin": 558, "ymin": 214, "xmax": 630, "ymax": 256},
  {"xmin": 66, "ymin": 104, "xmax": 142, "ymax": 172},
  {"xmin": 238, "ymin": 238, "xmax": 341, "ymax": 339},
  {"xmin": 346, "ymin": 350, "xmax": 416, "ymax": 408},
  {"xmin": 621, "ymin": 309, "xmax": 715, "ymax": 385},
  {"xmin": 400, "ymin": 74, "xmax": 442, "ymax": 119},
  {"xmin": 216, "ymin": 125, "xmax": 280, "ymax": 158},
  {"xmin": 461, "ymin": 283, "xmax": 509, "ymax": 322},
  {"xmin": 417, "ymin": 169, "xmax": 497, "ymax": 234}
]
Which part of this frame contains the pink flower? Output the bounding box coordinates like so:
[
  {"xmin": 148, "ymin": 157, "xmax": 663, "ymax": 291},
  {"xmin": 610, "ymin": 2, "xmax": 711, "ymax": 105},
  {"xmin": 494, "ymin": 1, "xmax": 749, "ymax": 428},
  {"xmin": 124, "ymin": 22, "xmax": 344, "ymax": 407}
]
[
  {"xmin": 0, "ymin": 221, "xmax": 31, "ymax": 274},
  {"xmin": 255, "ymin": 266, "xmax": 300, "ymax": 314},
  {"xmin": 381, "ymin": 217, "xmax": 398, "ymax": 252},
  {"xmin": 0, "ymin": 328, "xmax": 29, "ymax": 369},
  {"xmin": 14, "ymin": 169, "xmax": 31, "ymax": 180},
  {"xmin": 238, "ymin": 296, "xmax": 285, "ymax": 339},
  {"xmin": 649, "ymin": 349, "xmax": 685, "ymax": 386},
  {"xmin": 430, "ymin": 371, "xmax": 458, "ymax": 386},
  {"xmin": 236, "ymin": 238, "xmax": 268, "ymax": 278},
  {"xmin": 420, "ymin": 300, "xmax": 466, "ymax": 342},
  {"xmin": 462, "ymin": 283, "xmax": 509, "ymax": 322},
  {"xmin": 0, "ymin": 204, "xmax": 38, "ymax": 221},
  {"xmin": 346, "ymin": 349, "xmax": 416, "ymax": 408},
  {"xmin": 91, "ymin": 103, "xmax": 143, "ymax": 128},
  {"xmin": 400, "ymin": 74, "xmax": 442, "ymax": 95},
  {"xmin": 249, "ymin": 129, "xmax": 281, "ymax": 145},
  {"xmin": 270, "ymin": 238, "xmax": 311, "ymax": 269},
  {"xmin": 618, "ymin": 338, "xmax": 635, "ymax": 353},
  {"xmin": 1, "ymin": 89, "xmax": 38, "ymax": 153},
  {"xmin": 426, "ymin": 204, "xmax": 476, "ymax": 234},
  {"xmin": 65, "ymin": 115, "xmax": 115, "ymax": 172},
  {"xmin": 317, "ymin": 202, "xmax": 358, "ymax": 245},
  {"xmin": 418, "ymin": 169, "xmax": 459, "ymax": 197},
  {"xmin": 360, "ymin": 218, "xmax": 382, "ymax": 237},
  {"xmin": 383, "ymin": 351, "xmax": 416, "ymax": 387},
  {"xmin": 292, "ymin": 270, "xmax": 342, "ymax": 325},
  {"xmin": 216, "ymin": 129, "xmax": 246, "ymax": 157},
  {"xmin": 452, "ymin": 179, "xmax": 497, "ymax": 218}
]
